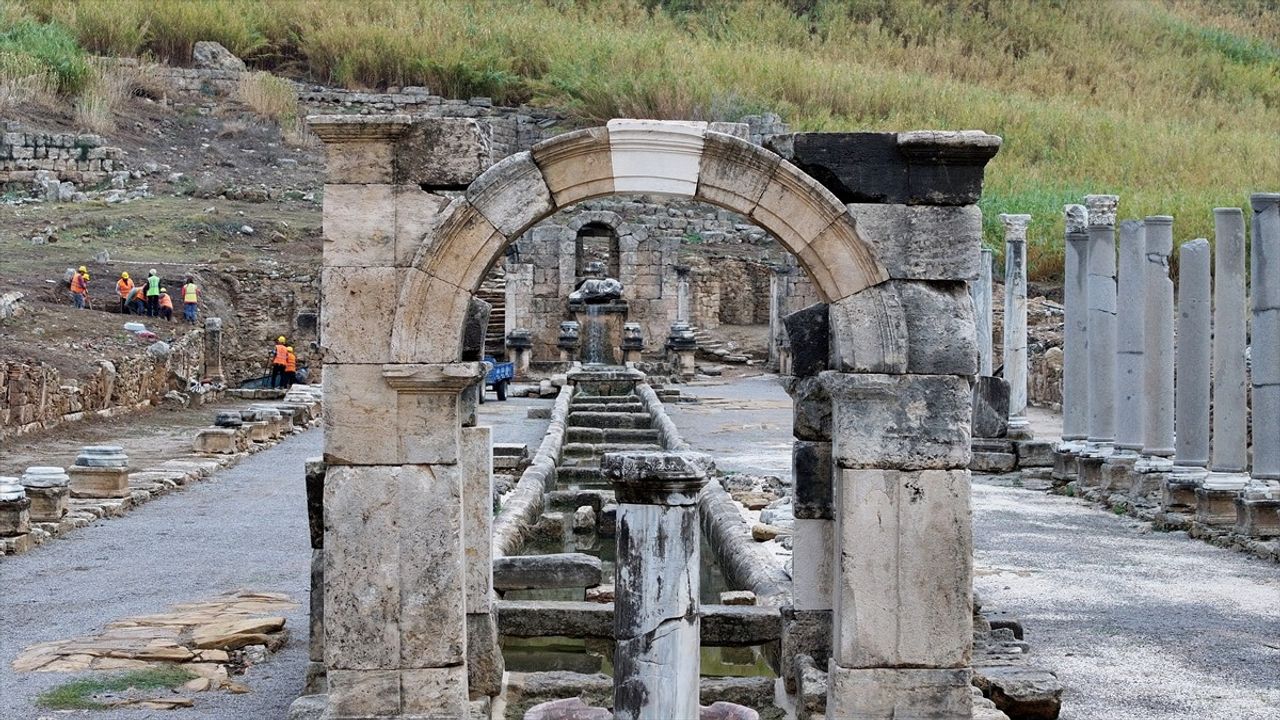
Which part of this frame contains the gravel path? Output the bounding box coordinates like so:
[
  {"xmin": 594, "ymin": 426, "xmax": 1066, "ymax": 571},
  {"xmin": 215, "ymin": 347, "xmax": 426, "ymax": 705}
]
[
  {"xmin": 0, "ymin": 429, "xmax": 321, "ymax": 720},
  {"xmin": 974, "ymin": 477, "xmax": 1280, "ymax": 719}
]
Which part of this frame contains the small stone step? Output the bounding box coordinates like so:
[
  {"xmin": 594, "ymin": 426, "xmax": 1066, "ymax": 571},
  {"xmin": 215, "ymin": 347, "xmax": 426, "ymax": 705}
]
[
  {"xmin": 555, "ymin": 466, "xmax": 612, "ymax": 487},
  {"xmin": 569, "ymin": 402, "xmax": 645, "ymax": 414},
  {"xmin": 561, "ymin": 442, "xmax": 665, "ymax": 458},
  {"xmin": 567, "ymin": 411, "xmax": 653, "ymax": 430},
  {"xmin": 571, "ymin": 395, "xmax": 640, "ymax": 404},
  {"xmin": 567, "ymin": 427, "xmax": 661, "ymax": 444}
]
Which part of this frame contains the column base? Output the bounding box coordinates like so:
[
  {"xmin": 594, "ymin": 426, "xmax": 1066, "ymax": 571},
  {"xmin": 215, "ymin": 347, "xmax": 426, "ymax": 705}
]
[
  {"xmin": 67, "ymin": 466, "xmax": 130, "ymax": 499},
  {"xmin": 1051, "ymin": 440, "xmax": 1086, "ymax": 482},
  {"xmin": 1100, "ymin": 450, "xmax": 1139, "ymax": 494},
  {"xmin": 1133, "ymin": 455, "xmax": 1175, "ymax": 474},
  {"xmin": 1161, "ymin": 467, "xmax": 1206, "ymax": 513},
  {"xmin": 1006, "ymin": 417, "xmax": 1033, "ymax": 441},
  {"xmin": 1234, "ymin": 484, "xmax": 1280, "ymax": 538},
  {"xmin": 827, "ymin": 664, "xmax": 973, "ymax": 720},
  {"xmin": 1075, "ymin": 444, "xmax": 1113, "ymax": 489},
  {"xmin": 1195, "ymin": 473, "xmax": 1250, "ymax": 526}
]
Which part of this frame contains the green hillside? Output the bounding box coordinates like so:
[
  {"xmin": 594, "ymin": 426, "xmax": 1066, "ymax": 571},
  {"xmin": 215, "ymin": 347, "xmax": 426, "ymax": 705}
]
[{"xmin": 5, "ymin": 0, "xmax": 1280, "ymax": 280}]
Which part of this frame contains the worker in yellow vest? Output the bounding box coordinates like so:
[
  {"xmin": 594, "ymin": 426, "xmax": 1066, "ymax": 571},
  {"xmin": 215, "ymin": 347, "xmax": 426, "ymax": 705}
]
[
  {"xmin": 116, "ymin": 272, "xmax": 134, "ymax": 314},
  {"xmin": 69, "ymin": 266, "xmax": 89, "ymax": 309},
  {"xmin": 181, "ymin": 276, "xmax": 200, "ymax": 324},
  {"xmin": 270, "ymin": 336, "xmax": 289, "ymax": 389},
  {"xmin": 158, "ymin": 287, "xmax": 174, "ymax": 322},
  {"xmin": 284, "ymin": 347, "xmax": 298, "ymax": 388},
  {"xmin": 145, "ymin": 269, "xmax": 161, "ymax": 317}
]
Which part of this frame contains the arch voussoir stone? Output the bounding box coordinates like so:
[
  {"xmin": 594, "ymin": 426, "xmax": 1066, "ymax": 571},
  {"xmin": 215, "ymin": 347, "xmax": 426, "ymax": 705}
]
[
  {"xmin": 465, "ymin": 151, "xmax": 555, "ymax": 238},
  {"xmin": 391, "ymin": 268, "xmax": 473, "ymax": 364},
  {"xmin": 530, "ymin": 127, "xmax": 615, "ymax": 207},
  {"xmin": 695, "ymin": 130, "xmax": 782, "ymax": 218}
]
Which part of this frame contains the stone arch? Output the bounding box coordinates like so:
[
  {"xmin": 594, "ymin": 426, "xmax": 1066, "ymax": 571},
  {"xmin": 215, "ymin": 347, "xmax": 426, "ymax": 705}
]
[{"xmin": 391, "ymin": 119, "xmax": 889, "ymax": 364}]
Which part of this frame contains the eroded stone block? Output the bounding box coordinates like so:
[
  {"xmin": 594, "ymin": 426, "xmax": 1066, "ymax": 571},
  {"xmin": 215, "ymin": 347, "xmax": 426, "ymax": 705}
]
[
  {"xmin": 846, "ymin": 203, "xmax": 982, "ymax": 281},
  {"xmin": 461, "ymin": 426, "xmax": 494, "ymax": 613},
  {"xmin": 466, "ymin": 152, "xmax": 554, "ymax": 237},
  {"xmin": 396, "ymin": 117, "xmax": 494, "ymax": 187},
  {"xmin": 319, "ymin": 266, "xmax": 399, "ymax": 364},
  {"xmin": 326, "ymin": 668, "xmax": 399, "ymax": 718},
  {"xmin": 793, "ymin": 440, "xmax": 833, "ymax": 519},
  {"xmin": 323, "ymin": 183, "xmax": 395, "ymax": 267},
  {"xmin": 782, "ymin": 302, "xmax": 829, "ymax": 378},
  {"xmin": 827, "ymin": 665, "xmax": 973, "ymax": 720},
  {"xmin": 68, "ymin": 466, "xmax": 130, "ymax": 498},
  {"xmin": 828, "ymin": 285, "xmax": 908, "ymax": 374},
  {"xmin": 822, "ymin": 372, "xmax": 972, "ymax": 470},
  {"xmin": 530, "ymin": 127, "xmax": 614, "ymax": 207},
  {"xmin": 833, "ymin": 468, "xmax": 972, "ymax": 669}
]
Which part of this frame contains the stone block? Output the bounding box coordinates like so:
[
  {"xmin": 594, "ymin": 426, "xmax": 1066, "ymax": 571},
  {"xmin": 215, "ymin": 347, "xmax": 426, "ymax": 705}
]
[
  {"xmin": 0, "ymin": 498, "xmax": 30, "ymax": 536},
  {"xmin": 309, "ymin": 548, "xmax": 324, "ymax": 663},
  {"xmin": 766, "ymin": 132, "xmax": 908, "ymax": 204},
  {"xmin": 322, "ymin": 139, "xmax": 394, "ymax": 185},
  {"xmin": 391, "ymin": 268, "xmax": 474, "ymax": 364},
  {"xmin": 393, "ymin": 185, "xmax": 451, "ymax": 267},
  {"xmin": 466, "ymin": 152, "xmax": 554, "ymax": 237},
  {"xmin": 833, "ymin": 468, "xmax": 972, "ymax": 668},
  {"xmin": 1013, "ymin": 440, "xmax": 1056, "ymax": 469},
  {"xmin": 969, "ymin": 451, "xmax": 1016, "ymax": 474},
  {"xmin": 782, "ymin": 610, "xmax": 832, "ymax": 691},
  {"xmin": 320, "ymin": 266, "xmax": 398, "ymax": 364},
  {"xmin": 696, "ymin": 131, "xmax": 780, "ymax": 214},
  {"xmin": 793, "ymin": 440, "xmax": 833, "ymax": 519},
  {"xmin": 782, "ymin": 302, "xmax": 829, "ymax": 378},
  {"xmin": 530, "ymin": 127, "xmax": 615, "ymax": 207},
  {"xmin": 398, "ymin": 464, "xmax": 467, "ymax": 668},
  {"xmin": 322, "ymin": 364, "xmax": 400, "ymax": 465},
  {"xmin": 792, "ymin": 518, "xmax": 834, "ymax": 611},
  {"xmin": 326, "ymin": 668, "xmax": 399, "ymax": 718},
  {"xmin": 462, "ymin": 298, "xmax": 491, "ymax": 362},
  {"xmin": 1235, "ymin": 496, "xmax": 1280, "ymax": 538},
  {"xmin": 827, "ymin": 665, "xmax": 973, "ymax": 720},
  {"xmin": 751, "ymin": 158, "xmax": 845, "ymax": 255},
  {"xmin": 401, "ymin": 666, "xmax": 469, "ymax": 716},
  {"xmin": 971, "ymin": 376, "xmax": 1009, "ymax": 439},
  {"xmin": 1162, "ymin": 474, "xmax": 1201, "ymax": 513},
  {"xmin": 322, "ymin": 183, "xmax": 395, "ymax": 267},
  {"xmin": 828, "ymin": 284, "xmax": 907, "ymax": 374},
  {"xmin": 466, "ymin": 612, "xmax": 504, "ymax": 699},
  {"xmin": 324, "ymin": 466, "xmax": 401, "ymax": 669},
  {"xmin": 607, "ymin": 118, "xmax": 705, "ymax": 196},
  {"xmin": 460, "ymin": 426, "xmax": 494, "ymax": 613},
  {"xmin": 845, "ymin": 203, "xmax": 982, "ymax": 281},
  {"xmin": 898, "ymin": 280, "xmax": 978, "ymax": 374},
  {"xmin": 493, "ymin": 553, "xmax": 603, "ymax": 591},
  {"xmin": 898, "ymin": 130, "xmax": 1002, "ymax": 205},
  {"xmin": 822, "ymin": 372, "xmax": 973, "ymax": 470},
  {"xmin": 396, "ymin": 117, "xmax": 494, "ymax": 187},
  {"xmin": 783, "ymin": 376, "xmax": 831, "ymax": 441},
  {"xmin": 972, "ymin": 665, "xmax": 1064, "ymax": 720},
  {"xmin": 24, "ymin": 486, "xmax": 68, "ymax": 522},
  {"xmin": 419, "ymin": 199, "xmax": 504, "ymax": 290},
  {"xmin": 1076, "ymin": 455, "xmax": 1106, "ymax": 488},
  {"xmin": 68, "ymin": 466, "xmax": 130, "ymax": 498},
  {"xmin": 1196, "ymin": 486, "xmax": 1242, "ymax": 526}
]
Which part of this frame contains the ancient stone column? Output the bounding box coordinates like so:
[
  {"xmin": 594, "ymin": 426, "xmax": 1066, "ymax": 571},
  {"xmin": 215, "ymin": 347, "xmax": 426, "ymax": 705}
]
[
  {"xmin": 1197, "ymin": 209, "xmax": 1252, "ymax": 522},
  {"xmin": 1113, "ymin": 220, "xmax": 1146, "ymax": 456},
  {"xmin": 1138, "ymin": 217, "xmax": 1175, "ymax": 470},
  {"xmin": 1054, "ymin": 205, "xmax": 1090, "ymax": 479},
  {"xmin": 460, "ymin": 424, "xmax": 502, "ymax": 698},
  {"xmin": 1250, "ymin": 193, "xmax": 1280, "ymax": 480},
  {"xmin": 1001, "ymin": 214, "xmax": 1031, "ymax": 438},
  {"xmin": 971, "ymin": 248, "xmax": 994, "ymax": 376},
  {"xmin": 602, "ymin": 451, "xmax": 710, "ymax": 720},
  {"xmin": 203, "ymin": 316, "xmax": 224, "ymax": 385},
  {"xmin": 1165, "ymin": 239, "xmax": 1212, "ymax": 510},
  {"xmin": 506, "ymin": 328, "xmax": 533, "ymax": 378},
  {"xmin": 1084, "ymin": 195, "xmax": 1118, "ymax": 447},
  {"xmin": 1077, "ymin": 195, "xmax": 1119, "ymax": 488}
]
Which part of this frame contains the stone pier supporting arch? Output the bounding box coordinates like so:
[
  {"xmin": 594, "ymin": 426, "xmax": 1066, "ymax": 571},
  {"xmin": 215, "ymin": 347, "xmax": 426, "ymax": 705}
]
[{"xmin": 311, "ymin": 115, "xmax": 1000, "ymax": 719}]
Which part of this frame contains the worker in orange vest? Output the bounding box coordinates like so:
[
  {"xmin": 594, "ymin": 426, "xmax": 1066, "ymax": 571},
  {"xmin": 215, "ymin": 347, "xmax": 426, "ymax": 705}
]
[
  {"xmin": 284, "ymin": 346, "xmax": 298, "ymax": 388},
  {"xmin": 115, "ymin": 272, "xmax": 134, "ymax": 314},
  {"xmin": 270, "ymin": 336, "xmax": 289, "ymax": 389},
  {"xmin": 69, "ymin": 266, "xmax": 89, "ymax": 309},
  {"xmin": 158, "ymin": 287, "xmax": 174, "ymax": 322}
]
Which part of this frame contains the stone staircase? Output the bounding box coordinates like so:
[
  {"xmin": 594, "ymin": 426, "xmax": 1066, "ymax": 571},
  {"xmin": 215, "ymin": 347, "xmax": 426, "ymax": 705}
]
[
  {"xmin": 476, "ymin": 277, "xmax": 507, "ymax": 358},
  {"xmin": 690, "ymin": 326, "xmax": 759, "ymax": 365},
  {"xmin": 555, "ymin": 393, "xmax": 662, "ymax": 488}
]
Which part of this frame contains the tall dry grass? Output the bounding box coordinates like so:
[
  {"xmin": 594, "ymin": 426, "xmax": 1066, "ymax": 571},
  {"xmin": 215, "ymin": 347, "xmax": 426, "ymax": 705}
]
[
  {"xmin": 236, "ymin": 70, "xmax": 310, "ymax": 146},
  {"xmin": 13, "ymin": 0, "xmax": 1280, "ymax": 279}
]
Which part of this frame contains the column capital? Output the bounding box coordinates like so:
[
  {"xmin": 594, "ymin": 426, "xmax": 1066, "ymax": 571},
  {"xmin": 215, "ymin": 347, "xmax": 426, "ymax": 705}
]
[
  {"xmin": 998, "ymin": 213, "xmax": 1031, "ymax": 242},
  {"xmin": 308, "ymin": 114, "xmax": 413, "ymax": 144},
  {"xmin": 1250, "ymin": 193, "xmax": 1280, "ymax": 212},
  {"xmin": 1084, "ymin": 195, "xmax": 1118, "ymax": 228},
  {"xmin": 602, "ymin": 451, "xmax": 712, "ymax": 505},
  {"xmin": 1064, "ymin": 204, "xmax": 1088, "ymax": 235},
  {"xmin": 381, "ymin": 362, "xmax": 484, "ymax": 393}
]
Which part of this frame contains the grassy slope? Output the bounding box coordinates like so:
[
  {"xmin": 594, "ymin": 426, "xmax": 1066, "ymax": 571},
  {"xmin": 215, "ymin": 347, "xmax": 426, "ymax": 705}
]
[{"xmin": 9, "ymin": 0, "xmax": 1280, "ymax": 280}]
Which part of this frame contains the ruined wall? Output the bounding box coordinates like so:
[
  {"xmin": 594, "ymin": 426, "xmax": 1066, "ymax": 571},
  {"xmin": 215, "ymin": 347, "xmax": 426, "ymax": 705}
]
[
  {"xmin": 201, "ymin": 268, "xmax": 321, "ymax": 384},
  {"xmin": 0, "ymin": 122, "xmax": 126, "ymax": 186},
  {"xmin": 0, "ymin": 329, "xmax": 203, "ymax": 438}
]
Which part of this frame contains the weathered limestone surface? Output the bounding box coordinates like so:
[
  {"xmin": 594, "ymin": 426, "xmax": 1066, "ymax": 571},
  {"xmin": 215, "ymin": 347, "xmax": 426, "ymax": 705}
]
[
  {"xmin": 1000, "ymin": 214, "xmax": 1031, "ymax": 439},
  {"xmin": 827, "ymin": 665, "xmax": 973, "ymax": 719},
  {"xmin": 832, "ymin": 468, "xmax": 972, "ymax": 669},
  {"xmin": 828, "ymin": 281, "xmax": 976, "ymax": 376},
  {"xmin": 1250, "ymin": 193, "xmax": 1280, "ymax": 479},
  {"xmin": 323, "ymin": 183, "xmax": 395, "ymax": 268},
  {"xmin": 782, "ymin": 302, "xmax": 830, "ymax": 378},
  {"xmin": 395, "ymin": 117, "xmax": 494, "ymax": 187},
  {"xmin": 492, "ymin": 553, "xmax": 603, "ymax": 591},
  {"xmin": 1061, "ymin": 206, "xmax": 1090, "ymax": 442},
  {"xmin": 972, "ymin": 248, "xmax": 994, "ymax": 376},
  {"xmin": 1114, "ymin": 220, "xmax": 1146, "ymax": 453},
  {"xmin": 1173, "ymin": 240, "xmax": 1212, "ymax": 472},
  {"xmin": 1210, "ymin": 209, "xmax": 1249, "ymax": 477},
  {"xmin": 821, "ymin": 372, "xmax": 972, "ymax": 470},
  {"xmin": 465, "ymin": 151, "xmax": 554, "ymax": 237},
  {"xmin": 844, "ymin": 203, "xmax": 982, "ymax": 281},
  {"xmin": 1141, "ymin": 217, "xmax": 1176, "ymax": 459},
  {"xmin": 530, "ymin": 127, "xmax": 614, "ymax": 207},
  {"xmin": 1084, "ymin": 195, "xmax": 1118, "ymax": 445}
]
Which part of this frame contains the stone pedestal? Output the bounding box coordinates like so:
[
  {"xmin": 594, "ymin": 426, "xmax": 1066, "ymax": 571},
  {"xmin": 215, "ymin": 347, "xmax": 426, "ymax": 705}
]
[
  {"xmin": 20, "ymin": 467, "xmax": 70, "ymax": 522},
  {"xmin": 1052, "ymin": 445, "xmax": 1081, "ymax": 483},
  {"xmin": 558, "ymin": 320, "xmax": 581, "ymax": 363},
  {"xmin": 507, "ymin": 328, "xmax": 533, "ymax": 378},
  {"xmin": 1235, "ymin": 487, "xmax": 1280, "ymax": 538},
  {"xmin": 204, "ymin": 316, "xmax": 225, "ymax": 385},
  {"xmin": 193, "ymin": 427, "xmax": 242, "ymax": 454},
  {"xmin": 1196, "ymin": 476, "xmax": 1248, "ymax": 526},
  {"xmin": 571, "ymin": 300, "xmax": 629, "ymax": 365},
  {"xmin": 0, "ymin": 479, "xmax": 31, "ymax": 537},
  {"xmin": 621, "ymin": 322, "xmax": 644, "ymax": 365},
  {"xmin": 666, "ymin": 322, "xmax": 698, "ymax": 379},
  {"xmin": 602, "ymin": 451, "xmax": 710, "ymax": 720},
  {"xmin": 1076, "ymin": 451, "xmax": 1109, "ymax": 490},
  {"xmin": 68, "ymin": 446, "xmax": 130, "ymax": 498},
  {"xmin": 1100, "ymin": 453, "xmax": 1138, "ymax": 495},
  {"xmin": 1000, "ymin": 214, "xmax": 1032, "ymax": 439}
]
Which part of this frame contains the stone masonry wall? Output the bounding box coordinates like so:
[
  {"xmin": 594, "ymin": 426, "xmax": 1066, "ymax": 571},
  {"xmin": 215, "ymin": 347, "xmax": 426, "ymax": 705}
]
[
  {"xmin": 0, "ymin": 122, "xmax": 126, "ymax": 185},
  {"xmin": 0, "ymin": 329, "xmax": 203, "ymax": 438}
]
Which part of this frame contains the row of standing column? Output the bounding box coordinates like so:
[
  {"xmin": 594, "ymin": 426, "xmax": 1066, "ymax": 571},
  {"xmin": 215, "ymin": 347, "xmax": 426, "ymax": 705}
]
[{"xmin": 1053, "ymin": 193, "xmax": 1280, "ymax": 529}]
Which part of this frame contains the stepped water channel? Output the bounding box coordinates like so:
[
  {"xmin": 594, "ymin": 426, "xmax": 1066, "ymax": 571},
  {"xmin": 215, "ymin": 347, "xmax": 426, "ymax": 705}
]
[{"xmin": 495, "ymin": 368, "xmax": 778, "ymax": 690}]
